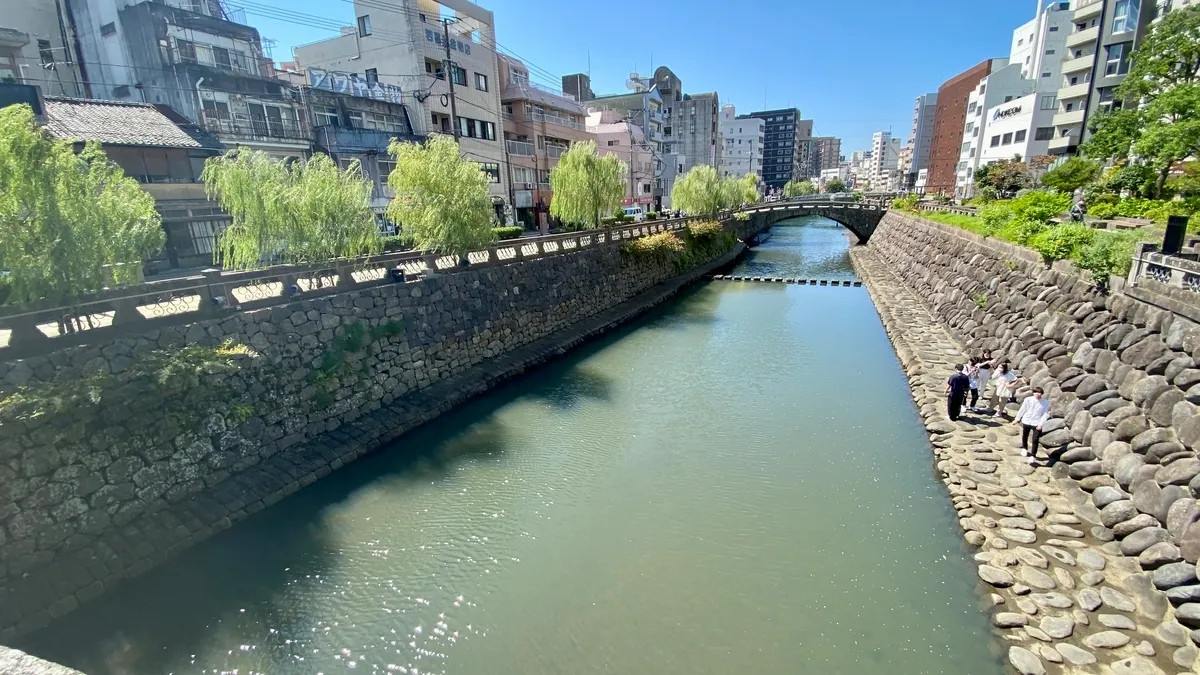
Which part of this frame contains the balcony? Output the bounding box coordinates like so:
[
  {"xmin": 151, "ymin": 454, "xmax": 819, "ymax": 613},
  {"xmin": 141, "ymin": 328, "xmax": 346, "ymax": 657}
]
[
  {"xmin": 0, "ymin": 26, "xmax": 29, "ymax": 48},
  {"xmin": 1061, "ymin": 54, "xmax": 1093, "ymax": 74},
  {"xmin": 1048, "ymin": 134, "xmax": 1077, "ymax": 153},
  {"xmin": 1058, "ymin": 82, "xmax": 1091, "ymax": 101},
  {"xmin": 201, "ymin": 113, "xmax": 311, "ymax": 143},
  {"xmin": 172, "ymin": 45, "xmax": 272, "ymax": 79},
  {"xmin": 544, "ymin": 144, "xmax": 569, "ymax": 159},
  {"xmin": 506, "ymin": 139, "xmax": 535, "ymax": 156},
  {"xmin": 528, "ymin": 111, "xmax": 585, "ymax": 131},
  {"xmin": 1066, "ymin": 26, "xmax": 1100, "ymax": 49},
  {"xmin": 1052, "ymin": 108, "xmax": 1085, "ymax": 127},
  {"xmin": 1074, "ymin": 0, "xmax": 1103, "ymax": 21},
  {"xmin": 314, "ymin": 125, "xmax": 422, "ymax": 154}
]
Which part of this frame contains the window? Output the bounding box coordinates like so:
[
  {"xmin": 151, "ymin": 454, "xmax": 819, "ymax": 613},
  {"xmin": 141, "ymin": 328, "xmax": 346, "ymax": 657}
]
[
  {"xmin": 1064, "ymin": 102, "xmax": 1075, "ymax": 112},
  {"xmin": 176, "ymin": 38, "xmax": 196, "ymax": 62},
  {"xmin": 1045, "ymin": 49, "xmax": 1055, "ymax": 55},
  {"xmin": 1049, "ymin": 26, "xmax": 1058, "ymax": 32},
  {"xmin": 990, "ymin": 135, "xmax": 1001, "ymax": 147},
  {"xmin": 1002, "ymin": 132, "xmax": 1013, "ymax": 144},
  {"xmin": 451, "ymin": 65, "xmax": 467, "ymax": 86},
  {"xmin": 1014, "ymin": 129, "xmax": 1026, "ymax": 143},
  {"xmin": 100, "ymin": 21, "xmax": 116, "ymax": 36},
  {"xmin": 1041, "ymin": 72, "xmax": 1051, "ymax": 78},
  {"xmin": 1040, "ymin": 95, "xmax": 1057, "ymax": 110},
  {"xmin": 641, "ymin": 183, "xmax": 651, "ymax": 194},
  {"xmin": 965, "ymin": 122, "xmax": 973, "ymax": 132},
  {"xmin": 475, "ymin": 72, "xmax": 487, "ymax": 91},
  {"xmin": 357, "ymin": 14, "xmax": 372, "ymax": 36},
  {"xmin": 513, "ymin": 167, "xmax": 534, "ymax": 184},
  {"xmin": 1112, "ymin": 0, "xmax": 1141, "ymax": 33},
  {"xmin": 967, "ymin": 102, "xmax": 977, "ymax": 113},
  {"xmin": 314, "ymin": 105, "xmax": 339, "ymax": 126},
  {"xmin": 478, "ymin": 162, "xmax": 500, "ymax": 184},
  {"xmin": 378, "ymin": 159, "xmax": 396, "ymax": 181},
  {"xmin": 960, "ymin": 142, "xmax": 971, "ymax": 153},
  {"xmin": 1034, "ymin": 127, "xmax": 1054, "ymax": 141},
  {"xmin": 1017, "ymin": 38, "xmax": 1024, "ymax": 46},
  {"xmin": 958, "ymin": 161, "xmax": 968, "ymax": 170},
  {"xmin": 201, "ymin": 99, "xmax": 230, "ymax": 120},
  {"xmin": 37, "ymin": 39, "xmax": 53, "ymax": 65},
  {"xmin": 211, "ymin": 46, "xmax": 231, "ymax": 69},
  {"xmin": 365, "ymin": 68, "xmax": 378, "ymax": 85},
  {"xmin": 1105, "ymin": 42, "xmax": 1132, "ymax": 76},
  {"xmin": 1004, "ymin": 95, "xmax": 1013, "ymax": 103},
  {"xmin": 425, "ymin": 58, "xmax": 444, "ymax": 79}
]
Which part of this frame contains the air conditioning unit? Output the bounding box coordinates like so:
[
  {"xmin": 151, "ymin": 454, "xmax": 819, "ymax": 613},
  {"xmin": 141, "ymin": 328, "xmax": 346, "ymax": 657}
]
[{"xmin": 523, "ymin": 183, "xmax": 533, "ymax": 189}]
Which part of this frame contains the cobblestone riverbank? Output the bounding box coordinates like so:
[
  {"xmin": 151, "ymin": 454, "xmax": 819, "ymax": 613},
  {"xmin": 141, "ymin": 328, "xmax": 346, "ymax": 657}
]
[{"xmin": 852, "ymin": 244, "xmax": 1199, "ymax": 675}]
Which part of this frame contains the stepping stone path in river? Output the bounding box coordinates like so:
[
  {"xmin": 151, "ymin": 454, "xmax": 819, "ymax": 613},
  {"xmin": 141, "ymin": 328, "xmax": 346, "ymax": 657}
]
[{"xmin": 850, "ymin": 246, "xmax": 1192, "ymax": 674}]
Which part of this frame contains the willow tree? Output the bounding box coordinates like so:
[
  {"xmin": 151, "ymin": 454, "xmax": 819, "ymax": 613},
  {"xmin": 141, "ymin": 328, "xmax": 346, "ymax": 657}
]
[
  {"xmin": 671, "ymin": 165, "xmax": 726, "ymax": 216},
  {"xmin": 782, "ymin": 179, "xmax": 816, "ymax": 198},
  {"xmin": 202, "ymin": 150, "xmax": 380, "ymax": 269},
  {"xmin": 386, "ymin": 134, "xmax": 495, "ymax": 255},
  {"xmin": 549, "ymin": 140, "xmax": 626, "ymax": 228},
  {"xmin": 736, "ymin": 173, "xmax": 760, "ymax": 205},
  {"xmin": 823, "ymin": 177, "xmax": 847, "ymax": 193},
  {"xmin": 0, "ymin": 104, "xmax": 163, "ymax": 305}
]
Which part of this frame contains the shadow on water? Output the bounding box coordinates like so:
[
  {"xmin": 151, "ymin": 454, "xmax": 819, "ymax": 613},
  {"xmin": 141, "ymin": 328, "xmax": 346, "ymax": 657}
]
[{"xmin": 17, "ymin": 293, "xmax": 681, "ymax": 674}]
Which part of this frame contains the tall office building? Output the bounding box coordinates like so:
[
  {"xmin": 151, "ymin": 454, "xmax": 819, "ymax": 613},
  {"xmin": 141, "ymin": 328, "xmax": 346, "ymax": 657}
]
[
  {"xmin": 905, "ymin": 93, "xmax": 937, "ymax": 191},
  {"xmin": 747, "ymin": 108, "xmax": 814, "ymax": 190}
]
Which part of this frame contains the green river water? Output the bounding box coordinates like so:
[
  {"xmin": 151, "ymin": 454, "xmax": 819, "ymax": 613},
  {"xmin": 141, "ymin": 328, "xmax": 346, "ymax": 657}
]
[{"xmin": 22, "ymin": 218, "xmax": 1004, "ymax": 675}]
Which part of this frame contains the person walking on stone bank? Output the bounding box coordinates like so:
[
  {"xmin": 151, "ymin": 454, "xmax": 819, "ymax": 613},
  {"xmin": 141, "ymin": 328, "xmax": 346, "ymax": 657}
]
[
  {"xmin": 1015, "ymin": 386, "xmax": 1051, "ymax": 464},
  {"xmin": 946, "ymin": 364, "xmax": 971, "ymax": 422}
]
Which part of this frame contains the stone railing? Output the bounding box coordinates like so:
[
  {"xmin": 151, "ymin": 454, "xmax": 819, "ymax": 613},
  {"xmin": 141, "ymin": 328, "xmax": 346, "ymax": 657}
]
[
  {"xmin": 1126, "ymin": 243, "xmax": 1200, "ymax": 324},
  {"xmin": 917, "ymin": 202, "xmax": 977, "ymax": 216},
  {"xmin": 0, "ymin": 217, "xmax": 704, "ymax": 359}
]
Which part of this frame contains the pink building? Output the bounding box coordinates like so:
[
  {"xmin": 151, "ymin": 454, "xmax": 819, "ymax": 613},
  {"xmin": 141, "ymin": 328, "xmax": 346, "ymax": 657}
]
[{"xmin": 586, "ymin": 110, "xmax": 655, "ymax": 209}]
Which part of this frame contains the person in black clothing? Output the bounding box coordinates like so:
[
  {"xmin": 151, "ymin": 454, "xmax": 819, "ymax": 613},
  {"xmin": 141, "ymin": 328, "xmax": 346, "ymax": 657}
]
[{"xmin": 946, "ymin": 364, "xmax": 970, "ymax": 421}]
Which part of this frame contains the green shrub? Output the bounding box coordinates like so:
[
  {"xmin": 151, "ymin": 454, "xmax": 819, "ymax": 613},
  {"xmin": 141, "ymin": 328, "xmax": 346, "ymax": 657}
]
[
  {"xmin": 381, "ymin": 235, "xmax": 409, "ymax": 252},
  {"xmin": 1088, "ymin": 202, "xmax": 1119, "ymax": 219},
  {"xmin": 975, "ymin": 186, "xmax": 1000, "ymax": 204},
  {"xmin": 979, "ymin": 203, "xmax": 1014, "ymax": 236},
  {"xmin": 687, "ymin": 220, "xmax": 723, "ymax": 240},
  {"xmin": 1029, "ymin": 223, "xmax": 1095, "ymax": 263},
  {"xmin": 892, "ymin": 195, "xmax": 919, "ymax": 211},
  {"xmin": 622, "ymin": 232, "xmax": 685, "ymax": 259},
  {"xmin": 999, "ymin": 218, "xmax": 1048, "ymax": 246},
  {"xmin": 1072, "ymin": 230, "xmax": 1139, "ymax": 286},
  {"xmin": 1116, "ymin": 197, "xmax": 1153, "ymax": 218},
  {"xmin": 733, "ymin": 211, "xmax": 750, "ymax": 221},
  {"xmin": 1010, "ymin": 191, "xmax": 1071, "ymax": 224},
  {"xmin": 1143, "ymin": 200, "xmax": 1194, "ymax": 224},
  {"xmin": 493, "ymin": 226, "xmax": 525, "ymax": 240},
  {"xmin": 645, "ymin": 211, "xmax": 658, "ymax": 220},
  {"xmin": 600, "ymin": 216, "xmax": 619, "ymax": 227}
]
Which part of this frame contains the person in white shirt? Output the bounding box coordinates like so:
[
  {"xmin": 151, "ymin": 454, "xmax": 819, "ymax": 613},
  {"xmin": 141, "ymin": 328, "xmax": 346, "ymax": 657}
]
[
  {"xmin": 1015, "ymin": 387, "xmax": 1051, "ymax": 463},
  {"xmin": 974, "ymin": 350, "xmax": 993, "ymax": 411},
  {"xmin": 990, "ymin": 363, "xmax": 1020, "ymax": 417}
]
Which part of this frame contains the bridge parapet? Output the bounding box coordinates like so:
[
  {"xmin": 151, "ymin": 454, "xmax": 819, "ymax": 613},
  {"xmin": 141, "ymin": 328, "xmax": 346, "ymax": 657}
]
[{"xmin": 736, "ymin": 200, "xmax": 890, "ymax": 244}]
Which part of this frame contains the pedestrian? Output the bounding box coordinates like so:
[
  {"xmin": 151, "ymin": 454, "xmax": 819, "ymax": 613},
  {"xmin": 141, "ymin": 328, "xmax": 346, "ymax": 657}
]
[
  {"xmin": 1015, "ymin": 386, "xmax": 1051, "ymax": 463},
  {"xmin": 974, "ymin": 350, "xmax": 993, "ymax": 411},
  {"xmin": 965, "ymin": 357, "xmax": 981, "ymax": 411},
  {"xmin": 946, "ymin": 364, "xmax": 970, "ymax": 422},
  {"xmin": 990, "ymin": 362, "xmax": 1019, "ymax": 418}
]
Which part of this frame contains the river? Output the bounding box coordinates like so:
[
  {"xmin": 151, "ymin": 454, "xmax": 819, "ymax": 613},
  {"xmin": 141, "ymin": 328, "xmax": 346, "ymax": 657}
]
[{"xmin": 21, "ymin": 217, "xmax": 1003, "ymax": 675}]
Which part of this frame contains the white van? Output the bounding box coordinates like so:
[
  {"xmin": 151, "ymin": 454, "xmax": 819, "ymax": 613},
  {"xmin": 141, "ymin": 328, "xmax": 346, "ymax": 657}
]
[{"xmin": 623, "ymin": 206, "xmax": 646, "ymax": 222}]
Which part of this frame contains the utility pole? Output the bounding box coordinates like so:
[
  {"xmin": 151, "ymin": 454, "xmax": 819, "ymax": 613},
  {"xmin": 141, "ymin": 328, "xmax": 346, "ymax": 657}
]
[
  {"xmin": 628, "ymin": 123, "xmax": 635, "ymax": 208},
  {"xmin": 442, "ymin": 18, "xmax": 460, "ymax": 140}
]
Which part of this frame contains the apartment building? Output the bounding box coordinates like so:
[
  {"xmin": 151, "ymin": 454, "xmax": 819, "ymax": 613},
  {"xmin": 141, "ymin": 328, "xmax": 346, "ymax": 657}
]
[
  {"xmin": 718, "ymin": 104, "xmax": 764, "ymax": 180},
  {"xmin": 905, "ymin": 93, "xmax": 937, "ymax": 191},
  {"xmin": 69, "ymin": 0, "xmax": 309, "ymax": 159},
  {"xmin": 588, "ymin": 109, "xmax": 655, "ymax": 210},
  {"xmin": 1049, "ymin": 0, "xmax": 1155, "ymax": 155},
  {"xmin": 747, "ymin": 108, "xmax": 811, "ymax": 190},
  {"xmin": 812, "ymin": 136, "xmax": 842, "ymax": 173},
  {"xmin": 583, "ymin": 87, "xmax": 665, "ymax": 208},
  {"xmin": 870, "ymin": 131, "xmax": 901, "ymax": 190},
  {"xmin": 926, "ymin": 59, "xmax": 1005, "ymax": 196},
  {"xmin": 0, "ymin": 0, "xmax": 87, "ymax": 97},
  {"xmin": 977, "ymin": 92, "xmax": 1058, "ymax": 168},
  {"xmin": 499, "ymin": 55, "xmax": 591, "ymax": 231},
  {"xmin": 954, "ymin": 61, "xmax": 1033, "ymax": 198},
  {"xmin": 295, "ymin": 0, "xmax": 509, "ymax": 220}
]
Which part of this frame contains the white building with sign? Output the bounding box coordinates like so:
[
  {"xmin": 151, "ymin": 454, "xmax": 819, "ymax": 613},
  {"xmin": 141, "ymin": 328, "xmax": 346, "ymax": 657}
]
[
  {"xmin": 977, "ymin": 92, "xmax": 1057, "ymax": 169},
  {"xmin": 954, "ymin": 61, "xmax": 1034, "ymax": 199}
]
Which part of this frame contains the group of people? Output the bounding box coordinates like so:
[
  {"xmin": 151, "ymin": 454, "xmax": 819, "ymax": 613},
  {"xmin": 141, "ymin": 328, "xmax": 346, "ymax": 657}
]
[{"xmin": 945, "ymin": 349, "xmax": 1051, "ymax": 463}]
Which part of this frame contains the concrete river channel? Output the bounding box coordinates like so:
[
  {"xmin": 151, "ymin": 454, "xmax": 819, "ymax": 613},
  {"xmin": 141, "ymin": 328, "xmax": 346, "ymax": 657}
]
[{"xmin": 20, "ymin": 218, "xmax": 1004, "ymax": 674}]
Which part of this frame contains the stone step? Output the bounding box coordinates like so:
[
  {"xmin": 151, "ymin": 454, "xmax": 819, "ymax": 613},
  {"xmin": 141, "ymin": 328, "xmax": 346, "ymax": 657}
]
[{"xmin": 710, "ymin": 275, "xmax": 862, "ymax": 287}]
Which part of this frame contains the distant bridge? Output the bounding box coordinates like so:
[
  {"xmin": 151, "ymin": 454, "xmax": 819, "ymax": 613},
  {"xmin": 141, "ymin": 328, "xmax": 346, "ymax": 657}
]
[{"xmin": 737, "ymin": 199, "xmax": 889, "ymax": 244}]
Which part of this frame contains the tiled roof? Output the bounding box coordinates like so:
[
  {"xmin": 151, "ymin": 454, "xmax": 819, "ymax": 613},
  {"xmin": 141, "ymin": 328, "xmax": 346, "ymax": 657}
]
[{"xmin": 41, "ymin": 97, "xmax": 223, "ymax": 149}]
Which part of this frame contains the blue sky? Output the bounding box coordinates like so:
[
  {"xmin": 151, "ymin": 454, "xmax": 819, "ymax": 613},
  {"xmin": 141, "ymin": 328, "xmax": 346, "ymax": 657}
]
[{"xmin": 246, "ymin": 0, "xmax": 1036, "ymax": 153}]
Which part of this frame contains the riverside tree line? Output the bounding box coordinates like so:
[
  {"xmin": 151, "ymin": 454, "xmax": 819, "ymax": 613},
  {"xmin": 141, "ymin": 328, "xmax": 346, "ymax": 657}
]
[{"xmin": 0, "ymin": 107, "xmax": 766, "ymax": 307}]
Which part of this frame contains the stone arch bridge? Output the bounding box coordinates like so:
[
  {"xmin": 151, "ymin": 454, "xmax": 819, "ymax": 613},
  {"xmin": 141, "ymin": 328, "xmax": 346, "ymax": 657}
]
[{"xmin": 737, "ymin": 200, "xmax": 889, "ymax": 244}]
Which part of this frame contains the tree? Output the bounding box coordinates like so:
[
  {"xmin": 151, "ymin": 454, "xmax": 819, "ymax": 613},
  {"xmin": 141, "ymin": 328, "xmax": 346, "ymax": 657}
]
[
  {"xmin": 973, "ymin": 158, "xmax": 1032, "ymax": 195},
  {"xmin": 671, "ymin": 165, "xmax": 727, "ymax": 215},
  {"xmin": 1084, "ymin": 6, "xmax": 1200, "ymax": 196},
  {"xmin": 737, "ymin": 173, "xmax": 760, "ymax": 205},
  {"xmin": 782, "ymin": 179, "xmax": 817, "ymax": 197},
  {"xmin": 0, "ymin": 104, "xmax": 163, "ymax": 305},
  {"xmin": 203, "ymin": 149, "xmax": 380, "ymax": 270},
  {"xmin": 1029, "ymin": 154, "xmax": 1056, "ymax": 184},
  {"xmin": 1104, "ymin": 163, "xmax": 1157, "ymax": 197},
  {"xmin": 387, "ymin": 134, "xmax": 496, "ymax": 255},
  {"xmin": 548, "ymin": 140, "xmax": 626, "ymax": 229},
  {"xmin": 823, "ymin": 177, "xmax": 847, "ymax": 193},
  {"xmin": 1040, "ymin": 157, "xmax": 1101, "ymax": 193},
  {"xmin": 1167, "ymin": 161, "xmax": 1200, "ymax": 197}
]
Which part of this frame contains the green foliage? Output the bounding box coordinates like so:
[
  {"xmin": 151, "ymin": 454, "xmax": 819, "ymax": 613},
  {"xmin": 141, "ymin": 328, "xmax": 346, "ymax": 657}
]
[
  {"xmin": 1116, "ymin": 197, "xmax": 1154, "ymax": 217},
  {"xmin": 823, "ymin": 177, "xmax": 847, "ymax": 194},
  {"xmin": 974, "ymin": 158, "xmax": 1032, "ymax": 195},
  {"xmin": 1029, "ymin": 223, "xmax": 1096, "ymax": 263},
  {"xmin": 1073, "ymin": 230, "xmax": 1141, "ymax": 286},
  {"xmin": 999, "ymin": 218, "xmax": 1048, "ymax": 246},
  {"xmin": 736, "ymin": 173, "xmax": 761, "ymax": 206},
  {"xmin": 387, "ymin": 135, "xmax": 496, "ymax": 256},
  {"xmin": 1088, "ymin": 202, "xmax": 1119, "ymax": 219},
  {"xmin": 493, "ymin": 226, "xmax": 524, "ymax": 240},
  {"xmin": 733, "ymin": 211, "xmax": 750, "ymax": 221},
  {"xmin": 622, "ymin": 231, "xmax": 686, "ymax": 259},
  {"xmin": 549, "ymin": 140, "xmax": 626, "ymax": 229},
  {"xmin": 645, "ymin": 211, "xmax": 658, "ymax": 220},
  {"xmin": 1168, "ymin": 162, "xmax": 1200, "ymax": 197},
  {"xmin": 672, "ymin": 165, "xmax": 731, "ymax": 216},
  {"xmin": 1143, "ymin": 200, "xmax": 1194, "ymax": 224},
  {"xmin": 782, "ymin": 179, "xmax": 817, "ymax": 198},
  {"xmin": 892, "ymin": 195, "xmax": 919, "ymax": 211},
  {"xmin": 0, "ymin": 340, "xmax": 256, "ymax": 447},
  {"xmin": 979, "ymin": 203, "xmax": 1014, "ymax": 236},
  {"xmin": 1010, "ymin": 191, "xmax": 1072, "ymax": 224},
  {"xmin": 308, "ymin": 318, "xmax": 404, "ymax": 403},
  {"xmin": 1105, "ymin": 164, "xmax": 1157, "ymax": 198},
  {"xmin": 0, "ymin": 104, "xmax": 164, "ymax": 305},
  {"xmin": 620, "ymin": 220, "xmax": 736, "ymax": 271},
  {"xmin": 1040, "ymin": 157, "xmax": 1101, "ymax": 193},
  {"xmin": 686, "ymin": 220, "xmax": 723, "ymax": 240},
  {"xmin": 973, "ymin": 186, "xmax": 1000, "ymax": 204},
  {"xmin": 203, "ymin": 150, "xmax": 379, "ymax": 270},
  {"xmin": 1083, "ymin": 6, "xmax": 1200, "ymax": 196},
  {"xmin": 971, "ymin": 292, "xmax": 988, "ymax": 309}
]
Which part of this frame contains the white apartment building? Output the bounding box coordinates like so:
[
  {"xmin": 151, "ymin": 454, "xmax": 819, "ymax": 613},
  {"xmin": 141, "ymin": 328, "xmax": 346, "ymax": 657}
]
[
  {"xmin": 870, "ymin": 131, "xmax": 901, "ymax": 190},
  {"xmin": 978, "ymin": 92, "xmax": 1058, "ymax": 167},
  {"xmin": 955, "ymin": 61, "xmax": 1036, "ymax": 198},
  {"xmin": 0, "ymin": 0, "xmax": 86, "ymax": 97},
  {"xmin": 295, "ymin": 0, "xmax": 510, "ymax": 217},
  {"xmin": 718, "ymin": 104, "xmax": 764, "ymax": 180},
  {"xmin": 1010, "ymin": 1, "xmax": 1073, "ymax": 89},
  {"xmin": 819, "ymin": 166, "xmax": 850, "ymax": 189},
  {"xmin": 849, "ymin": 149, "xmax": 873, "ymax": 188},
  {"xmin": 905, "ymin": 92, "xmax": 937, "ymax": 191}
]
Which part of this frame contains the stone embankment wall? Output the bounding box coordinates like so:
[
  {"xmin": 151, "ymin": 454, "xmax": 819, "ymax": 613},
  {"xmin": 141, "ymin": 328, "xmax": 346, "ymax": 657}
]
[
  {"xmin": 862, "ymin": 210, "xmax": 1200, "ymax": 672},
  {"xmin": 0, "ymin": 227, "xmax": 748, "ymax": 639}
]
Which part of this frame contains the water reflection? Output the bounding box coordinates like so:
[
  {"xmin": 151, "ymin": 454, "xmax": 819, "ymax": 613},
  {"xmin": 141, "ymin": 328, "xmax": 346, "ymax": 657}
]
[{"xmin": 736, "ymin": 216, "xmax": 857, "ymax": 280}]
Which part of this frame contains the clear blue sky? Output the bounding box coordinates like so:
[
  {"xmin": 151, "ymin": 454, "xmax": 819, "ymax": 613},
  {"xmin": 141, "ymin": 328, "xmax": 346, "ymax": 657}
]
[{"xmin": 245, "ymin": 0, "xmax": 1035, "ymax": 153}]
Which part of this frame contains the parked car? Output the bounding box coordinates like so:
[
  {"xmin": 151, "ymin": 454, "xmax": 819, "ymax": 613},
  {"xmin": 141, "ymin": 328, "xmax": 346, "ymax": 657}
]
[{"xmin": 623, "ymin": 206, "xmax": 646, "ymax": 222}]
